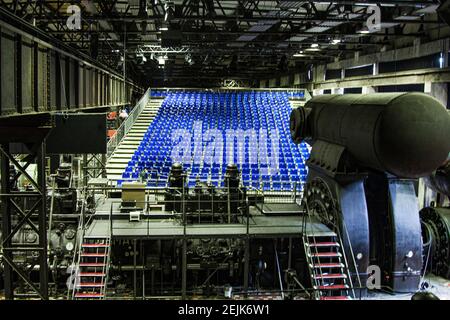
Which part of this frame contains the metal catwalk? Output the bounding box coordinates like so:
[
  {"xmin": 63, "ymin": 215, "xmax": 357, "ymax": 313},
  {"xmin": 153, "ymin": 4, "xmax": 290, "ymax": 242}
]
[{"xmin": 86, "ymin": 199, "xmax": 333, "ymax": 239}]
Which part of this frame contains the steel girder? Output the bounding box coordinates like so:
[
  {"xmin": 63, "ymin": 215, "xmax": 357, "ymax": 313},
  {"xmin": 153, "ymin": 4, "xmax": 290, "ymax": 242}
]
[{"xmin": 0, "ymin": 137, "xmax": 49, "ymax": 300}]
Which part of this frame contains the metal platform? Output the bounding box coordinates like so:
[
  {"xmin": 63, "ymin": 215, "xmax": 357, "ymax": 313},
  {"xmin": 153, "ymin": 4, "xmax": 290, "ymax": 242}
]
[
  {"xmin": 86, "ymin": 199, "xmax": 334, "ymax": 239},
  {"xmin": 256, "ymin": 202, "xmax": 305, "ymax": 216}
]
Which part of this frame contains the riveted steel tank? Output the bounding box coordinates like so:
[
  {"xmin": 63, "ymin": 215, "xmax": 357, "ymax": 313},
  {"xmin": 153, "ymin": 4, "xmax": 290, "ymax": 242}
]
[{"xmin": 290, "ymin": 93, "xmax": 450, "ymax": 178}]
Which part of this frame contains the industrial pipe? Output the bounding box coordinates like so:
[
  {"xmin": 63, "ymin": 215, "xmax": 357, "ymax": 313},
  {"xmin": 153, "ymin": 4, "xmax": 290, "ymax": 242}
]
[{"xmin": 290, "ymin": 93, "xmax": 450, "ymax": 178}]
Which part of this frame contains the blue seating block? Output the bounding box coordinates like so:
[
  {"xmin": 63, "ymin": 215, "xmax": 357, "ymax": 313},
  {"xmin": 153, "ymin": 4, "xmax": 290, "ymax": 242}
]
[{"xmin": 120, "ymin": 91, "xmax": 309, "ymax": 191}]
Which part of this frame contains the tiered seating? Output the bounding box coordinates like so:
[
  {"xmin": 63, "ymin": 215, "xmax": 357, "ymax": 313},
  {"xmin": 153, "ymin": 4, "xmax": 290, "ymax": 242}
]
[
  {"xmin": 288, "ymin": 91, "xmax": 305, "ymax": 99},
  {"xmin": 119, "ymin": 91, "xmax": 310, "ymax": 191},
  {"xmin": 151, "ymin": 90, "xmax": 168, "ymax": 98}
]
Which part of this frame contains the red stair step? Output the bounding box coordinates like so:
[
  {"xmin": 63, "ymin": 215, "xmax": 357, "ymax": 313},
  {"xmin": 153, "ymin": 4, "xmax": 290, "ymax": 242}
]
[
  {"xmin": 308, "ymin": 242, "xmax": 339, "ymax": 247},
  {"xmin": 79, "ymin": 272, "xmax": 106, "ymax": 277},
  {"xmin": 315, "ymin": 284, "xmax": 348, "ymax": 290},
  {"xmin": 77, "ymin": 282, "xmax": 104, "ymax": 288},
  {"xmin": 75, "ymin": 293, "xmax": 104, "ymax": 298},
  {"xmin": 311, "ymin": 263, "xmax": 343, "ymax": 268},
  {"xmin": 307, "ymin": 235, "xmax": 336, "ymax": 239},
  {"xmin": 80, "ymin": 263, "xmax": 106, "ymax": 267},
  {"xmin": 320, "ymin": 296, "xmax": 351, "ymax": 300},
  {"xmin": 313, "ymin": 273, "xmax": 347, "ymax": 280},
  {"xmin": 81, "ymin": 253, "xmax": 107, "ymax": 257},
  {"xmin": 310, "ymin": 252, "xmax": 341, "ymax": 258},
  {"xmin": 82, "ymin": 244, "xmax": 109, "ymax": 248}
]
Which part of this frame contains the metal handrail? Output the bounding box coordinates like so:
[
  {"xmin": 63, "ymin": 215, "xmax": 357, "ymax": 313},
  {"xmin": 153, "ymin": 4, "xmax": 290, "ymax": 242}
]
[
  {"xmin": 302, "ymin": 201, "xmax": 325, "ymax": 300},
  {"xmin": 150, "ymin": 87, "xmax": 307, "ymax": 93},
  {"xmin": 68, "ymin": 187, "xmax": 87, "ymax": 300},
  {"xmin": 313, "ymin": 206, "xmax": 362, "ymax": 299},
  {"xmin": 101, "ymin": 204, "xmax": 113, "ymax": 299},
  {"xmin": 302, "ymin": 193, "xmax": 362, "ymax": 300},
  {"xmin": 340, "ymin": 220, "xmax": 362, "ymax": 297},
  {"xmin": 107, "ymin": 88, "xmax": 152, "ymax": 158}
]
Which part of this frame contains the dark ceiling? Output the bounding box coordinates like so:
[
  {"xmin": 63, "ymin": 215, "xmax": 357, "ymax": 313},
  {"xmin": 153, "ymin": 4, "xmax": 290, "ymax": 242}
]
[{"xmin": 1, "ymin": 0, "xmax": 446, "ymax": 87}]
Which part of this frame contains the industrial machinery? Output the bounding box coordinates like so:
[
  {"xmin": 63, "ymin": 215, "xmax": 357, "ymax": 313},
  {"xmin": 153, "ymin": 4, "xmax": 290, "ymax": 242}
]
[
  {"xmin": 164, "ymin": 163, "xmax": 247, "ymax": 223},
  {"xmin": 0, "ymin": 161, "xmax": 88, "ymax": 295},
  {"xmin": 2, "ymin": 91, "xmax": 450, "ymax": 300},
  {"xmin": 420, "ymin": 207, "xmax": 450, "ymax": 279},
  {"xmin": 421, "ymin": 157, "xmax": 450, "ymax": 279},
  {"xmin": 50, "ymin": 163, "xmax": 78, "ymax": 215},
  {"xmin": 290, "ymin": 92, "xmax": 450, "ymax": 292}
]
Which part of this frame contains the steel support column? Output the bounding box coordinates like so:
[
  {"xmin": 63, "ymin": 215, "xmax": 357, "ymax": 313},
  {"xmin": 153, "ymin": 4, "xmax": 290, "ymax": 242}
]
[
  {"xmin": 1, "ymin": 143, "xmax": 13, "ymax": 298},
  {"xmin": 82, "ymin": 154, "xmax": 107, "ymax": 187},
  {"xmin": 0, "ymin": 140, "xmax": 48, "ymax": 300}
]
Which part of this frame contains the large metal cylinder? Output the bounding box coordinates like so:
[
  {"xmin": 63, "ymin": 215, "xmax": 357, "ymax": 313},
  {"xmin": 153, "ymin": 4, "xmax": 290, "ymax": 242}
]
[{"xmin": 290, "ymin": 93, "xmax": 450, "ymax": 178}]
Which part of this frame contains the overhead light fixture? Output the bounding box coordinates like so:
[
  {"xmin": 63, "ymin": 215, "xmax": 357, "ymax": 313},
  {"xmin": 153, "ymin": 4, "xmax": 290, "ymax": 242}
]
[
  {"xmin": 136, "ymin": 54, "xmax": 147, "ymax": 65},
  {"xmin": 185, "ymin": 53, "xmax": 194, "ymax": 65},
  {"xmin": 311, "ymin": 43, "xmax": 319, "ymax": 48},
  {"xmin": 357, "ymin": 27, "xmax": 371, "ymax": 34},
  {"xmin": 159, "ymin": 26, "xmax": 169, "ymax": 31},
  {"xmin": 331, "ymin": 39, "xmax": 341, "ymax": 44},
  {"xmin": 293, "ymin": 53, "xmax": 306, "ymax": 57},
  {"xmin": 306, "ymin": 47, "xmax": 320, "ymax": 52},
  {"xmin": 158, "ymin": 55, "xmax": 167, "ymax": 65}
]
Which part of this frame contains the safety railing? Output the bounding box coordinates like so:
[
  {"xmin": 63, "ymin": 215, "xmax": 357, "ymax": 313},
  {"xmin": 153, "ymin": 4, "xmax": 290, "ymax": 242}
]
[
  {"xmin": 68, "ymin": 187, "xmax": 88, "ymax": 300},
  {"xmin": 119, "ymin": 171, "xmax": 304, "ymax": 202},
  {"xmin": 107, "ymin": 88, "xmax": 151, "ymax": 158},
  {"xmin": 250, "ymin": 181, "xmax": 303, "ymax": 204},
  {"xmin": 301, "ymin": 200, "xmax": 362, "ymax": 300},
  {"xmin": 149, "ymin": 87, "xmax": 308, "ymax": 94}
]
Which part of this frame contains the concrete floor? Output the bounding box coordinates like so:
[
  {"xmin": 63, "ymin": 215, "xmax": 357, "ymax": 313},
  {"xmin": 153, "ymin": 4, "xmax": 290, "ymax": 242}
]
[
  {"xmin": 1, "ymin": 274, "xmax": 449, "ymax": 300},
  {"xmin": 365, "ymin": 275, "xmax": 450, "ymax": 300}
]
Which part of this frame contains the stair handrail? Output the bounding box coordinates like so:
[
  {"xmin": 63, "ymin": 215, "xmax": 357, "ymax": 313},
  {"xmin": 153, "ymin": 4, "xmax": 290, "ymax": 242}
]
[
  {"xmin": 107, "ymin": 87, "xmax": 152, "ymax": 158},
  {"xmin": 315, "ymin": 208, "xmax": 361, "ymax": 299},
  {"xmin": 68, "ymin": 186, "xmax": 87, "ymax": 300},
  {"xmin": 101, "ymin": 203, "xmax": 114, "ymax": 299},
  {"xmin": 340, "ymin": 219, "xmax": 362, "ymax": 298},
  {"xmin": 301, "ymin": 201, "xmax": 325, "ymax": 300},
  {"xmin": 332, "ymin": 222, "xmax": 357, "ymax": 299},
  {"xmin": 273, "ymin": 242, "xmax": 285, "ymax": 300},
  {"xmin": 302, "ymin": 191, "xmax": 363, "ymax": 300}
]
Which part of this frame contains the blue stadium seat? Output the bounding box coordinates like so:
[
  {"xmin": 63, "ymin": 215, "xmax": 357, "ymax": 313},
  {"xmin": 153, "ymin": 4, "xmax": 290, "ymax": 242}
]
[{"xmin": 120, "ymin": 91, "xmax": 310, "ymax": 191}]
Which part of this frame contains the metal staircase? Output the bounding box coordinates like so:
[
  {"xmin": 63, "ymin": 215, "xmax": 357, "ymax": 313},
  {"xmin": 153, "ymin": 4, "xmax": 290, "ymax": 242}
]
[
  {"xmin": 303, "ymin": 233, "xmax": 354, "ymax": 300},
  {"xmin": 106, "ymin": 98, "xmax": 164, "ymax": 181},
  {"xmin": 73, "ymin": 236, "xmax": 111, "ymax": 299},
  {"xmin": 68, "ymin": 189, "xmax": 113, "ymax": 300}
]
